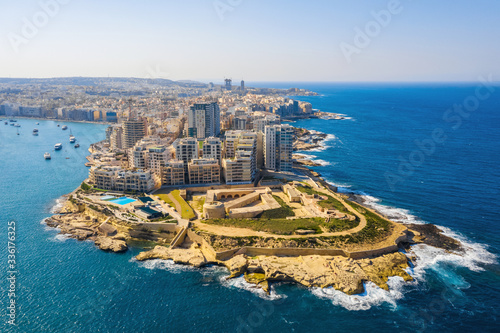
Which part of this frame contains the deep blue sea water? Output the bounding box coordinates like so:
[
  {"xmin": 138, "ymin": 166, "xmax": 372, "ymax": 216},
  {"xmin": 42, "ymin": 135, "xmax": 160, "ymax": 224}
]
[{"xmin": 1, "ymin": 84, "xmax": 499, "ymax": 332}]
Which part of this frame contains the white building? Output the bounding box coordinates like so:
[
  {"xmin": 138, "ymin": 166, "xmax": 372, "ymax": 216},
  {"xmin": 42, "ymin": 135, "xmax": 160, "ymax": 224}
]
[
  {"xmin": 264, "ymin": 124, "xmax": 294, "ymax": 172},
  {"xmin": 202, "ymin": 137, "xmax": 222, "ymax": 163},
  {"xmin": 89, "ymin": 166, "xmax": 156, "ymax": 193}
]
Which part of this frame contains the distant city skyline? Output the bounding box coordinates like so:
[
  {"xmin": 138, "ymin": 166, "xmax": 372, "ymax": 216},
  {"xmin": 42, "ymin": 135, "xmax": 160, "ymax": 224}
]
[{"xmin": 1, "ymin": 0, "xmax": 499, "ymax": 82}]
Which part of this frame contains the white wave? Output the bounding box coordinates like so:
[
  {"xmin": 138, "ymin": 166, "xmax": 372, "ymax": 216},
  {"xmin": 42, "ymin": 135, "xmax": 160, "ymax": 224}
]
[
  {"xmin": 50, "ymin": 197, "xmax": 66, "ymax": 214},
  {"xmin": 360, "ymin": 195, "xmax": 424, "ymax": 225},
  {"xmin": 52, "ymin": 233, "xmax": 71, "ymax": 242},
  {"xmin": 294, "ymin": 153, "xmax": 317, "ymax": 160},
  {"xmin": 311, "ymin": 278, "xmax": 406, "ymax": 311},
  {"xmin": 326, "ymin": 181, "xmax": 353, "ymax": 193},
  {"xmin": 409, "ymin": 232, "xmax": 497, "ymax": 278},
  {"xmin": 300, "ymin": 134, "xmax": 337, "ymax": 152},
  {"xmin": 134, "ymin": 258, "xmax": 228, "ymax": 277},
  {"xmin": 219, "ymin": 275, "xmax": 286, "ymax": 301},
  {"xmin": 135, "ymin": 259, "xmax": 198, "ymax": 274},
  {"xmin": 311, "ymin": 159, "xmax": 331, "ymax": 166}
]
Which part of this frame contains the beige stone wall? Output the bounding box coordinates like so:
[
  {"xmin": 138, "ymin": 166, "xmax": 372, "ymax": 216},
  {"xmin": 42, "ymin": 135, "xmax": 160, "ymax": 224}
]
[{"xmin": 138, "ymin": 223, "xmax": 178, "ymax": 232}]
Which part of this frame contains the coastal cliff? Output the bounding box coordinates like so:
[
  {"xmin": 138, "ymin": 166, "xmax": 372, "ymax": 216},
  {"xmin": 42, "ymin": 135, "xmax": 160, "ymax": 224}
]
[{"xmin": 135, "ymin": 243, "xmax": 412, "ymax": 295}]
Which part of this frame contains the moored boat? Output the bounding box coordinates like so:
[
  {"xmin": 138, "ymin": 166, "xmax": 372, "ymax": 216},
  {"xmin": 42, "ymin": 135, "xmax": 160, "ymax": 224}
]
[
  {"xmin": 54, "ymin": 143, "xmax": 63, "ymax": 150},
  {"xmin": 44, "ymin": 152, "xmax": 51, "ymax": 160}
]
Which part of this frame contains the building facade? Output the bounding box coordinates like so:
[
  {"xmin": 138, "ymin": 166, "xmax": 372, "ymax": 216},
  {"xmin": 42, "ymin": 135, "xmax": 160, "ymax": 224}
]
[
  {"xmin": 188, "ymin": 158, "xmax": 220, "ymax": 185},
  {"xmin": 264, "ymin": 124, "xmax": 293, "ymax": 172}
]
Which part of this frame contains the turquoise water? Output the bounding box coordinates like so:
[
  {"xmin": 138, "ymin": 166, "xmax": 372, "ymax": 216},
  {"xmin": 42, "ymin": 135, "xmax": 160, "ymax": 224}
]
[
  {"xmin": 110, "ymin": 197, "xmax": 137, "ymax": 205},
  {"xmin": 1, "ymin": 83, "xmax": 499, "ymax": 333}
]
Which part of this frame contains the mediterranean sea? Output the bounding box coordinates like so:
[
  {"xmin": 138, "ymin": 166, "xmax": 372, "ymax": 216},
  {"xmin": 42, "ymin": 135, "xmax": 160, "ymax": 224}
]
[{"xmin": 1, "ymin": 82, "xmax": 499, "ymax": 332}]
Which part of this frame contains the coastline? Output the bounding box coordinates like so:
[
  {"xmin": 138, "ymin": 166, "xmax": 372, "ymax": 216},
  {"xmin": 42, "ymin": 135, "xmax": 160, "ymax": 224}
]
[
  {"xmin": 41, "ymin": 118, "xmax": 477, "ymax": 299},
  {"xmin": 4, "ymin": 115, "xmax": 114, "ymax": 126}
]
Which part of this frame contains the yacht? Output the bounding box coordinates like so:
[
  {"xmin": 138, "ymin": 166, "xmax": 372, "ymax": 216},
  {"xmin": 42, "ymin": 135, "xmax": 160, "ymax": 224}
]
[
  {"xmin": 44, "ymin": 152, "xmax": 51, "ymax": 160},
  {"xmin": 69, "ymin": 135, "xmax": 76, "ymax": 143},
  {"xmin": 14, "ymin": 124, "xmax": 21, "ymax": 127},
  {"xmin": 54, "ymin": 143, "xmax": 63, "ymax": 150},
  {"xmin": 74, "ymin": 143, "xmax": 80, "ymax": 148},
  {"xmin": 62, "ymin": 125, "xmax": 68, "ymax": 130}
]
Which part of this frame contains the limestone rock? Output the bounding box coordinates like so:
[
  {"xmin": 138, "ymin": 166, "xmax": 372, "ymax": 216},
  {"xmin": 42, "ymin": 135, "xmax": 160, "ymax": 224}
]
[
  {"xmin": 99, "ymin": 222, "xmax": 117, "ymax": 236},
  {"xmin": 95, "ymin": 236, "xmax": 128, "ymax": 253},
  {"xmin": 224, "ymin": 255, "xmax": 248, "ymax": 278},
  {"xmin": 136, "ymin": 245, "xmax": 209, "ymax": 267}
]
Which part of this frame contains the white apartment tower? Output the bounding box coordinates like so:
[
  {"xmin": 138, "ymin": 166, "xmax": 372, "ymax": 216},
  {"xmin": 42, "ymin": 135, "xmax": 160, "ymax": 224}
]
[{"xmin": 264, "ymin": 124, "xmax": 294, "ymax": 172}]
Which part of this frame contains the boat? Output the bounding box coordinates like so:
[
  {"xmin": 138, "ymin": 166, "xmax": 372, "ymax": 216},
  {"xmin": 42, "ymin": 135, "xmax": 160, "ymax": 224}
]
[
  {"xmin": 9, "ymin": 119, "xmax": 17, "ymax": 122},
  {"xmin": 62, "ymin": 125, "xmax": 68, "ymax": 130},
  {"xmin": 4, "ymin": 121, "xmax": 7, "ymax": 125},
  {"xmin": 57, "ymin": 124, "xmax": 60, "ymax": 127},
  {"xmin": 32, "ymin": 130, "xmax": 38, "ymax": 136},
  {"xmin": 36, "ymin": 122, "xmax": 39, "ymax": 125},
  {"xmin": 74, "ymin": 143, "xmax": 80, "ymax": 148},
  {"xmin": 44, "ymin": 152, "xmax": 51, "ymax": 160},
  {"xmin": 16, "ymin": 128, "xmax": 20, "ymax": 135},
  {"xmin": 10, "ymin": 123, "xmax": 14, "ymax": 126},
  {"xmin": 54, "ymin": 143, "xmax": 63, "ymax": 150},
  {"xmin": 33, "ymin": 128, "xmax": 39, "ymax": 132},
  {"xmin": 69, "ymin": 135, "xmax": 76, "ymax": 143},
  {"xmin": 14, "ymin": 124, "xmax": 21, "ymax": 127}
]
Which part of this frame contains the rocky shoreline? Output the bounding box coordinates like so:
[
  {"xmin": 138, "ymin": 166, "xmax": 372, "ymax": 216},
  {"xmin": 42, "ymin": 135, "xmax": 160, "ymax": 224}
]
[
  {"xmin": 45, "ymin": 198, "xmax": 174, "ymax": 253},
  {"xmin": 135, "ymin": 241, "xmax": 412, "ymax": 295},
  {"xmin": 293, "ymin": 128, "xmax": 329, "ymax": 152}
]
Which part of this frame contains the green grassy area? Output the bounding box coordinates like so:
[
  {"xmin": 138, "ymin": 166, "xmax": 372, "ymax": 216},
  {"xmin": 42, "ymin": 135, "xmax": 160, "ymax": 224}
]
[
  {"xmin": 204, "ymin": 217, "xmax": 325, "ymax": 235},
  {"xmin": 156, "ymin": 193, "xmax": 174, "ymax": 206},
  {"xmin": 171, "ymin": 190, "xmax": 196, "ymax": 220},
  {"xmin": 258, "ymin": 195, "xmax": 295, "ymax": 219},
  {"xmin": 325, "ymin": 217, "xmax": 360, "ymax": 232},
  {"xmin": 342, "ymin": 201, "xmax": 392, "ymax": 243},
  {"xmin": 296, "ymin": 185, "xmax": 349, "ymax": 214}
]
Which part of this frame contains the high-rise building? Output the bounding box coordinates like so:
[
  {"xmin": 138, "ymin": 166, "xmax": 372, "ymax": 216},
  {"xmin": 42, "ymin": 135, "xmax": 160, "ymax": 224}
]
[
  {"xmin": 106, "ymin": 111, "xmax": 118, "ymax": 123},
  {"xmin": 264, "ymin": 124, "xmax": 294, "ymax": 172},
  {"xmin": 162, "ymin": 160, "xmax": 185, "ymax": 186},
  {"xmin": 172, "ymin": 137, "xmax": 199, "ymax": 175},
  {"xmin": 241, "ymin": 80, "xmax": 245, "ymax": 91},
  {"xmin": 202, "ymin": 137, "xmax": 222, "ymax": 163},
  {"xmin": 110, "ymin": 127, "xmax": 123, "ymax": 150},
  {"xmin": 252, "ymin": 115, "xmax": 281, "ymax": 133},
  {"xmin": 222, "ymin": 151, "xmax": 253, "ymax": 185},
  {"xmin": 188, "ymin": 159, "xmax": 220, "ymax": 185},
  {"xmin": 122, "ymin": 119, "xmax": 147, "ymax": 149},
  {"xmin": 187, "ymin": 102, "xmax": 220, "ymax": 139},
  {"xmin": 225, "ymin": 78, "xmax": 232, "ymax": 91},
  {"xmin": 223, "ymin": 130, "xmax": 258, "ymax": 183}
]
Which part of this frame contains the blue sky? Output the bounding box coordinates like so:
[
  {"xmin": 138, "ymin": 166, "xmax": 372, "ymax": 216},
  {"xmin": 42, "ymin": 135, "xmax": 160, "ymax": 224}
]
[{"xmin": 0, "ymin": 0, "xmax": 499, "ymax": 82}]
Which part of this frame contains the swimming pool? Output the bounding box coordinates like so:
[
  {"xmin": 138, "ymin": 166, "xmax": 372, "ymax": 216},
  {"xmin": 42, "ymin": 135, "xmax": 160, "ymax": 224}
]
[
  {"xmin": 101, "ymin": 195, "xmax": 116, "ymax": 201},
  {"xmin": 109, "ymin": 197, "xmax": 137, "ymax": 205}
]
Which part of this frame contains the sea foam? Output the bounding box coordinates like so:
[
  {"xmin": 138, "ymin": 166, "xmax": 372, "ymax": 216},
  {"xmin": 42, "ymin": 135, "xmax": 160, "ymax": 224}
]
[{"xmin": 219, "ymin": 275, "xmax": 286, "ymax": 301}]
